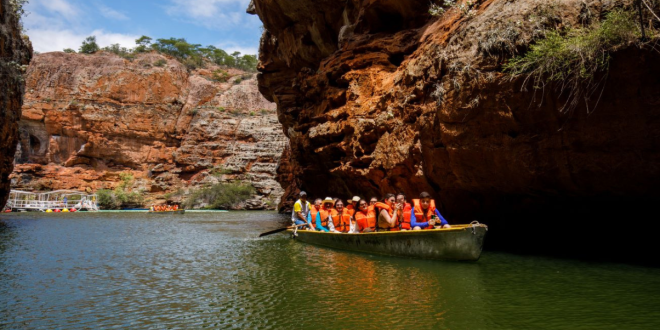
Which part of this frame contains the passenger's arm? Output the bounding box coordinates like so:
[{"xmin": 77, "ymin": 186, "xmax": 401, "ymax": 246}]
[
  {"xmin": 328, "ymin": 215, "xmax": 337, "ymax": 232},
  {"xmin": 410, "ymin": 206, "xmax": 429, "ymax": 228},
  {"xmin": 435, "ymin": 209, "xmax": 450, "ymax": 227},
  {"xmin": 380, "ymin": 209, "xmax": 398, "ymax": 227},
  {"xmin": 315, "ymin": 213, "xmax": 329, "ymax": 232}
]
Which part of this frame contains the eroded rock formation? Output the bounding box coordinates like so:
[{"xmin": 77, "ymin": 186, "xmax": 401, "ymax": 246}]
[
  {"xmin": 253, "ymin": 0, "xmax": 660, "ymax": 259},
  {"xmin": 11, "ymin": 52, "xmax": 288, "ymax": 209},
  {"xmin": 0, "ymin": 0, "xmax": 32, "ymax": 209}
]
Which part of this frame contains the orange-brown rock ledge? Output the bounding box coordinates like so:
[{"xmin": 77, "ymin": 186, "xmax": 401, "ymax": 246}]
[{"xmin": 252, "ymin": 0, "xmax": 660, "ymax": 262}]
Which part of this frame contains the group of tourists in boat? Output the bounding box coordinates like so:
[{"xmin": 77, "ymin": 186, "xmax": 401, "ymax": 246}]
[
  {"xmin": 149, "ymin": 205, "xmax": 180, "ymax": 212},
  {"xmin": 292, "ymin": 191, "xmax": 451, "ymax": 233}
]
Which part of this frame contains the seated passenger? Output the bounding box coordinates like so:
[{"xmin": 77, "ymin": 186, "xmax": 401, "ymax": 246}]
[
  {"xmin": 307, "ymin": 198, "xmax": 322, "ymax": 230},
  {"xmin": 330, "ymin": 200, "xmax": 352, "ymax": 233},
  {"xmin": 411, "ymin": 192, "xmax": 451, "ymax": 230},
  {"xmin": 354, "ymin": 199, "xmax": 377, "ymax": 232},
  {"xmin": 375, "ymin": 194, "xmax": 400, "ymax": 231},
  {"xmin": 291, "ymin": 191, "xmax": 313, "ymax": 230},
  {"xmin": 345, "ymin": 196, "xmax": 360, "ymax": 217},
  {"xmin": 369, "ymin": 197, "xmax": 378, "ymax": 206},
  {"xmin": 316, "ymin": 197, "xmax": 335, "ymax": 232},
  {"xmin": 174, "ymin": 205, "xmax": 179, "ymax": 211},
  {"xmin": 396, "ymin": 193, "xmax": 412, "ymax": 231}
]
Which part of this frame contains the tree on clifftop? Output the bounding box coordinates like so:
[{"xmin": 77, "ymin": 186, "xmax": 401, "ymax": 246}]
[{"xmin": 79, "ymin": 36, "xmax": 100, "ymax": 54}]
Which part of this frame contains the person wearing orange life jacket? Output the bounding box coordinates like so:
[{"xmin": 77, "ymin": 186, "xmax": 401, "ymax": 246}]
[
  {"xmin": 330, "ymin": 199, "xmax": 353, "ymax": 233},
  {"xmin": 354, "ymin": 198, "xmax": 377, "ymax": 232},
  {"xmin": 369, "ymin": 197, "xmax": 378, "ymax": 206},
  {"xmin": 315, "ymin": 197, "xmax": 335, "ymax": 232},
  {"xmin": 307, "ymin": 198, "xmax": 322, "ymax": 230},
  {"xmin": 411, "ymin": 191, "xmax": 452, "ymax": 230},
  {"xmin": 173, "ymin": 205, "xmax": 179, "ymax": 211},
  {"xmin": 396, "ymin": 193, "xmax": 412, "ymax": 231},
  {"xmin": 375, "ymin": 193, "xmax": 400, "ymax": 231},
  {"xmin": 345, "ymin": 196, "xmax": 360, "ymax": 217}
]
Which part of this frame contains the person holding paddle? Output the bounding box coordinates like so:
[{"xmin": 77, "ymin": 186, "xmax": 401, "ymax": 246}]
[{"xmin": 292, "ymin": 191, "xmax": 313, "ymax": 230}]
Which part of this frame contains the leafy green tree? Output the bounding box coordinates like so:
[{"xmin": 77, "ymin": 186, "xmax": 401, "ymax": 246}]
[
  {"xmin": 134, "ymin": 35, "xmax": 152, "ymax": 53},
  {"xmin": 79, "ymin": 36, "xmax": 100, "ymax": 54},
  {"xmin": 63, "ymin": 48, "xmax": 76, "ymax": 53}
]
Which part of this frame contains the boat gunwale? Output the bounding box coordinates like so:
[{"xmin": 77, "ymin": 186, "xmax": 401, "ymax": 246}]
[{"xmin": 287, "ymin": 223, "xmax": 486, "ymax": 236}]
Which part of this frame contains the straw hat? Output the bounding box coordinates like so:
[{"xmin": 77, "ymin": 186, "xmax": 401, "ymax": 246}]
[
  {"xmin": 351, "ymin": 196, "xmax": 360, "ymax": 202},
  {"xmin": 322, "ymin": 197, "xmax": 335, "ymax": 205}
]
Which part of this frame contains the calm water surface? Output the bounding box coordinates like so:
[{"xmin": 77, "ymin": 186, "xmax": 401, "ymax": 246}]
[{"xmin": 1, "ymin": 211, "xmax": 659, "ymax": 329}]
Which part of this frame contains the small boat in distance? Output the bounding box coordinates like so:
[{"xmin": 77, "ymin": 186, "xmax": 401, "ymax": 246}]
[
  {"xmin": 288, "ymin": 222, "xmax": 488, "ymax": 261},
  {"xmin": 148, "ymin": 209, "xmax": 185, "ymax": 214}
]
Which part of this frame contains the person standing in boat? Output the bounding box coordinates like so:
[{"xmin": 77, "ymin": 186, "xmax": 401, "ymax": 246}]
[
  {"xmin": 395, "ymin": 193, "xmax": 412, "ymax": 231},
  {"xmin": 375, "ymin": 194, "xmax": 400, "ymax": 231},
  {"xmin": 355, "ymin": 198, "xmax": 377, "ymax": 232},
  {"xmin": 411, "ymin": 192, "xmax": 451, "ymax": 230},
  {"xmin": 292, "ymin": 191, "xmax": 313, "ymax": 230},
  {"xmin": 315, "ymin": 197, "xmax": 336, "ymax": 232}
]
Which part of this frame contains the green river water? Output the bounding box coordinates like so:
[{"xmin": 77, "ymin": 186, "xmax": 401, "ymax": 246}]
[{"xmin": 1, "ymin": 211, "xmax": 659, "ymax": 329}]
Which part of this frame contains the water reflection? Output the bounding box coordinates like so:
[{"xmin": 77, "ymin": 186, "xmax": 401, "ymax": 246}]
[{"xmin": 0, "ymin": 212, "xmax": 659, "ymax": 329}]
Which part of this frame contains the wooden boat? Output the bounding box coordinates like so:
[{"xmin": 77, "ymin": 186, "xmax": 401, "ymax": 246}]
[
  {"xmin": 148, "ymin": 209, "xmax": 185, "ymax": 214},
  {"xmin": 288, "ymin": 223, "xmax": 488, "ymax": 261}
]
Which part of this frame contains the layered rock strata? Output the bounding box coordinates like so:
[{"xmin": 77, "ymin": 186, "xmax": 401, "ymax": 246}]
[
  {"xmin": 11, "ymin": 52, "xmax": 287, "ymax": 209},
  {"xmin": 0, "ymin": 0, "xmax": 32, "ymax": 209},
  {"xmin": 252, "ymin": 0, "xmax": 660, "ymax": 259}
]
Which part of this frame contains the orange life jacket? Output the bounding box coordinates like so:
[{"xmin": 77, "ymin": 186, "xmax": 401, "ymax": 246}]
[
  {"xmin": 355, "ymin": 206, "xmax": 377, "ymax": 232},
  {"xmin": 331, "ymin": 208, "xmax": 352, "ymax": 233},
  {"xmin": 345, "ymin": 204, "xmax": 356, "ymax": 217},
  {"xmin": 319, "ymin": 208, "xmax": 332, "ymax": 228},
  {"xmin": 309, "ymin": 206, "xmax": 321, "ymax": 230},
  {"xmin": 413, "ymin": 199, "xmax": 437, "ymax": 229},
  {"xmin": 374, "ymin": 202, "xmax": 399, "ymax": 231},
  {"xmin": 398, "ymin": 203, "xmax": 412, "ymax": 230},
  {"xmin": 174, "ymin": 205, "xmax": 179, "ymax": 211}
]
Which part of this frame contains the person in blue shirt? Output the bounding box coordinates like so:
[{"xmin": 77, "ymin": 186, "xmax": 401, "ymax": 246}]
[{"xmin": 410, "ymin": 192, "xmax": 451, "ymax": 230}]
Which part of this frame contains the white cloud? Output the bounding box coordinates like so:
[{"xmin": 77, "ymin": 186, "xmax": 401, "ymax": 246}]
[
  {"xmin": 216, "ymin": 42, "xmax": 258, "ymax": 56},
  {"xmin": 24, "ymin": 0, "xmax": 136, "ymax": 53},
  {"xmin": 97, "ymin": 3, "xmax": 129, "ymax": 21},
  {"xmin": 41, "ymin": 0, "xmax": 79, "ymax": 20},
  {"xmin": 28, "ymin": 29, "xmax": 139, "ymax": 53},
  {"xmin": 165, "ymin": 0, "xmax": 254, "ymax": 30}
]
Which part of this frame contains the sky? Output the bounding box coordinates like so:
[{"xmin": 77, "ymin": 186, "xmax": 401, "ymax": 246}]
[{"xmin": 23, "ymin": 0, "xmax": 262, "ymax": 56}]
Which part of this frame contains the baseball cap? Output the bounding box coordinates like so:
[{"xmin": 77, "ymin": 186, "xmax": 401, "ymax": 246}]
[{"xmin": 299, "ymin": 191, "xmax": 307, "ymax": 196}]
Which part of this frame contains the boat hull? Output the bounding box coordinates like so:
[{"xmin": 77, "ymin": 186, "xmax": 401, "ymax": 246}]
[
  {"xmin": 148, "ymin": 210, "xmax": 185, "ymax": 214},
  {"xmin": 288, "ymin": 224, "xmax": 487, "ymax": 261}
]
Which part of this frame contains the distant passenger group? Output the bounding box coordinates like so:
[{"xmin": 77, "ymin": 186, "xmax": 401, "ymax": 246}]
[
  {"xmin": 292, "ymin": 191, "xmax": 451, "ymax": 233},
  {"xmin": 150, "ymin": 205, "xmax": 179, "ymax": 212}
]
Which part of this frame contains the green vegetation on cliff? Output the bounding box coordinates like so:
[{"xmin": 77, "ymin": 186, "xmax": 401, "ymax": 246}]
[
  {"xmin": 504, "ymin": 4, "xmax": 658, "ymax": 112},
  {"xmin": 69, "ymin": 34, "xmax": 257, "ymax": 71},
  {"xmin": 182, "ymin": 182, "xmax": 255, "ymax": 210},
  {"xmin": 97, "ymin": 173, "xmax": 145, "ymax": 209}
]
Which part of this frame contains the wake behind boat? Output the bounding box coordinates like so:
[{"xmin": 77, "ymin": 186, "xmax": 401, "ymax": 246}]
[{"xmin": 288, "ymin": 223, "xmax": 488, "ymax": 261}]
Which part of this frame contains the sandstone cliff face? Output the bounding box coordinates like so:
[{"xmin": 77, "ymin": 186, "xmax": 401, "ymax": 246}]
[
  {"xmin": 0, "ymin": 0, "xmax": 31, "ymax": 209},
  {"xmin": 253, "ymin": 0, "xmax": 660, "ymax": 259},
  {"xmin": 11, "ymin": 52, "xmax": 287, "ymax": 209}
]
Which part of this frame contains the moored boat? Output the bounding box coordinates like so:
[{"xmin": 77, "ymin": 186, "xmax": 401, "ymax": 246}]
[
  {"xmin": 288, "ymin": 223, "xmax": 488, "ymax": 261},
  {"xmin": 148, "ymin": 209, "xmax": 185, "ymax": 214}
]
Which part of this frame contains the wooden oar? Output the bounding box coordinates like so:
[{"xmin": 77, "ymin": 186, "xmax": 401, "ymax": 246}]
[{"xmin": 259, "ymin": 223, "xmax": 309, "ymax": 237}]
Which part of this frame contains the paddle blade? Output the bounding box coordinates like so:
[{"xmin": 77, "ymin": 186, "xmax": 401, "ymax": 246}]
[{"xmin": 258, "ymin": 227, "xmax": 289, "ymax": 237}]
